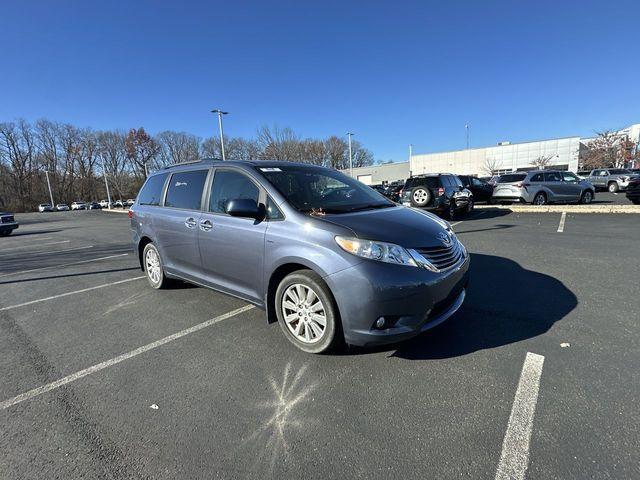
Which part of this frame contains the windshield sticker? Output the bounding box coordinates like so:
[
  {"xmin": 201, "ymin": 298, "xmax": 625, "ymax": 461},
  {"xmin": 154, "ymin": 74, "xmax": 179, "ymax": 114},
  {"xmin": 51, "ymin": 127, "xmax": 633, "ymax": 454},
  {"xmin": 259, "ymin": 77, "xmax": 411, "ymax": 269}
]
[{"xmin": 260, "ymin": 167, "xmax": 282, "ymax": 172}]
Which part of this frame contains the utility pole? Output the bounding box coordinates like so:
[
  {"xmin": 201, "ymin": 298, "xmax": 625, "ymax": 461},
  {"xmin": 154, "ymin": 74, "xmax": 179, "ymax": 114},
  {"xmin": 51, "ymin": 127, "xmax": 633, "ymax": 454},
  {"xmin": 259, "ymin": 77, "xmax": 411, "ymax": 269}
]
[
  {"xmin": 347, "ymin": 132, "xmax": 354, "ymax": 177},
  {"xmin": 44, "ymin": 170, "xmax": 55, "ymax": 207},
  {"xmin": 211, "ymin": 109, "xmax": 229, "ymax": 160},
  {"xmin": 465, "ymin": 123, "xmax": 470, "ymax": 149},
  {"xmin": 101, "ymin": 157, "xmax": 112, "ymax": 209},
  {"xmin": 409, "ymin": 144, "xmax": 413, "ymax": 164}
]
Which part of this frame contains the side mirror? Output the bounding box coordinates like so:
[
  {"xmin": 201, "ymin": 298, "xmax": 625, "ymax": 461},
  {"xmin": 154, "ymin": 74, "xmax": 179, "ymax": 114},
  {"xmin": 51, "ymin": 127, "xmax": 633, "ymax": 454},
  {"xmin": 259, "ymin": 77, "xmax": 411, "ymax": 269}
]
[{"xmin": 226, "ymin": 198, "xmax": 264, "ymax": 219}]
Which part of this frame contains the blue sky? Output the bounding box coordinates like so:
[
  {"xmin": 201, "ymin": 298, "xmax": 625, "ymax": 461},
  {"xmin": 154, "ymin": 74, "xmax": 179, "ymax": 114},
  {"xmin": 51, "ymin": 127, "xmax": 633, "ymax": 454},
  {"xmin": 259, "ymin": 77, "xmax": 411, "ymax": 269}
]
[{"xmin": 1, "ymin": 0, "xmax": 638, "ymax": 161}]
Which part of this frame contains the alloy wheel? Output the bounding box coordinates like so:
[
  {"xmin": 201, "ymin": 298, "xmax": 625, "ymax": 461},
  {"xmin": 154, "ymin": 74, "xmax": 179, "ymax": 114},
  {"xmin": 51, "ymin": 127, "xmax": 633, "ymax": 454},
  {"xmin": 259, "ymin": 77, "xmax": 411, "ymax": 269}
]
[
  {"xmin": 413, "ymin": 189, "xmax": 428, "ymax": 204},
  {"xmin": 281, "ymin": 284, "xmax": 327, "ymax": 344},
  {"xmin": 145, "ymin": 248, "xmax": 161, "ymax": 284}
]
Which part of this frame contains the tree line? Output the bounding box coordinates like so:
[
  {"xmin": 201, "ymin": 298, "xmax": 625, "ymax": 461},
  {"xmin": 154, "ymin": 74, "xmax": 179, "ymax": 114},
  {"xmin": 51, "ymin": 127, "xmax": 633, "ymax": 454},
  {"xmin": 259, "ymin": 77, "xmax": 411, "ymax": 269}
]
[{"xmin": 0, "ymin": 119, "xmax": 375, "ymax": 211}]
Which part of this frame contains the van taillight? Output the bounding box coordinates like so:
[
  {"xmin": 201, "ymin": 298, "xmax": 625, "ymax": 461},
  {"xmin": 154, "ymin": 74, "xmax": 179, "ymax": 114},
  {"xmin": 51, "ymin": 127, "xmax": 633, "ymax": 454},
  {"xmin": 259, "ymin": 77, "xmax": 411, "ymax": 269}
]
[
  {"xmin": 515, "ymin": 182, "xmax": 523, "ymax": 188},
  {"xmin": 437, "ymin": 187, "xmax": 445, "ymax": 196},
  {"xmin": 128, "ymin": 209, "xmax": 133, "ymax": 219}
]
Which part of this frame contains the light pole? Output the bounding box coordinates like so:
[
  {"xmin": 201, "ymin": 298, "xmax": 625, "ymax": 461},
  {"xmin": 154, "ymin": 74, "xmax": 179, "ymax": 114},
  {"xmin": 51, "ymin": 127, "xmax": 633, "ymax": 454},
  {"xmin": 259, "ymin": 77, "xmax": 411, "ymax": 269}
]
[
  {"xmin": 465, "ymin": 123, "xmax": 470, "ymax": 149},
  {"xmin": 346, "ymin": 132, "xmax": 354, "ymax": 177},
  {"xmin": 44, "ymin": 169, "xmax": 55, "ymax": 207},
  {"xmin": 211, "ymin": 109, "xmax": 228, "ymax": 160},
  {"xmin": 101, "ymin": 157, "xmax": 112, "ymax": 209},
  {"xmin": 409, "ymin": 144, "xmax": 413, "ymax": 164}
]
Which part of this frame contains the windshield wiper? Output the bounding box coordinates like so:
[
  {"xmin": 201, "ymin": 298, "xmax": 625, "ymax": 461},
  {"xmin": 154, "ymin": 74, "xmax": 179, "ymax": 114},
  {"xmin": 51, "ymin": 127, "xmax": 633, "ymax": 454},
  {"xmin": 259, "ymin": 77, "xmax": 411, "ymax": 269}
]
[{"xmin": 346, "ymin": 203, "xmax": 395, "ymax": 212}]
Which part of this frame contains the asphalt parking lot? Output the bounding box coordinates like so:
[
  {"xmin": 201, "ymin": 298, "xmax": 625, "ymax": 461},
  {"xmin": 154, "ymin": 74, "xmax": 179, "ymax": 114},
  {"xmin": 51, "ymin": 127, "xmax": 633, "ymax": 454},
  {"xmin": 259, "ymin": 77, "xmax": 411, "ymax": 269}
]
[{"xmin": 1, "ymin": 210, "xmax": 639, "ymax": 479}]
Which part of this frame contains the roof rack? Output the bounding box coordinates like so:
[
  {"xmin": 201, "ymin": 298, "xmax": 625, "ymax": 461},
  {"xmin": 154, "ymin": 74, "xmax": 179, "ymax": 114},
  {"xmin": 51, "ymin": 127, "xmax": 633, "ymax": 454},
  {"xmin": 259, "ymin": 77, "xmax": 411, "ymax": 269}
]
[{"xmin": 161, "ymin": 158, "xmax": 221, "ymax": 170}]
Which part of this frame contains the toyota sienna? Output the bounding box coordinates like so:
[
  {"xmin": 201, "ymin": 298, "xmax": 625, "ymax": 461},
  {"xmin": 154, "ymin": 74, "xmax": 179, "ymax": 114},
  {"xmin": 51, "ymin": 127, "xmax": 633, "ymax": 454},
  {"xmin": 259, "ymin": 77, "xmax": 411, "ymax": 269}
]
[{"xmin": 130, "ymin": 160, "xmax": 470, "ymax": 353}]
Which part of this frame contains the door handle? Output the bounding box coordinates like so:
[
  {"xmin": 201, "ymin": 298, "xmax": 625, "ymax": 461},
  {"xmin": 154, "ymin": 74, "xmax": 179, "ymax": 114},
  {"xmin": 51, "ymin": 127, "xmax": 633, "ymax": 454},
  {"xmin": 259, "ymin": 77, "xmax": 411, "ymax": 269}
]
[
  {"xmin": 199, "ymin": 219, "xmax": 213, "ymax": 232},
  {"xmin": 185, "ymin": 217, "xmax": 197, "ymax": 229}
]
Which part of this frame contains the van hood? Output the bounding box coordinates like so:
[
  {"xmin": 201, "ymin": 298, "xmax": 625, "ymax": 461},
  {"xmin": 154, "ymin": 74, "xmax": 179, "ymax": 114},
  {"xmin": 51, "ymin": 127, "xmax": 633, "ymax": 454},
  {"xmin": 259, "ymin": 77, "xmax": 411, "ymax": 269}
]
[{"xmin": 316, "ymin": 206, "xmax": 451, "ymax": 249}]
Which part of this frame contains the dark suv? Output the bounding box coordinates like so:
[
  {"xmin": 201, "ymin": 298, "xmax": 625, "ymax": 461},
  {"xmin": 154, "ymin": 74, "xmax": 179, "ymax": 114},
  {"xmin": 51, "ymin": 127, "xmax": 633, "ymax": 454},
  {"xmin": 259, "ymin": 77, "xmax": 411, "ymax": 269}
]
[
  {"xmin": 457, "ymin": 175, "xmax": 494, "ymax": 203},
  {"xmin": 400, "ymin": 174, "xmax": 473, "ymax": 218}
]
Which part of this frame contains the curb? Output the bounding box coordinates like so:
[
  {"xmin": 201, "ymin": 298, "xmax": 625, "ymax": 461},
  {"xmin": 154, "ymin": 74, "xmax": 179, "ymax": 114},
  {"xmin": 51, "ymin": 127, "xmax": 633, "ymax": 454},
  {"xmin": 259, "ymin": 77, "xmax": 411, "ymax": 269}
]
[
  {"xmin": 102, "ymin": 209, "xmax": 130, "ymax": 214},
  {"xmin": 475, "ymin": 204, "xmax": 640, "ymax": 214}
]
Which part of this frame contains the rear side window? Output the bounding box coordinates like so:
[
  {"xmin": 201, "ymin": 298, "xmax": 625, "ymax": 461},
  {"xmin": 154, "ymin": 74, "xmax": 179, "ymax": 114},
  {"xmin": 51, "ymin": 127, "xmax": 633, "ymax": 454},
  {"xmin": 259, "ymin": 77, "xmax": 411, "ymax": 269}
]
[
  {"xmin": 530, "ymin": 173, "xmax": 544, "ymax": 182},
  {"xmin": 544, "ymin": 172, "xmax": 562, "ymax": 182},
  {"xmin": 498, "ymin": 173, "xmax": 527, "ymax": 183},
  {"xmin": 451, "ymin": 176, "xmax": 463, "ymax": 187},
  {"xmin": 165, "ymin": 170, "xmax": 209, "ymax": 210},
  {"xmin": 138, "ymin": 173, "xmax": 168, "ymax": 206},
  {"xmin": 209, "ymin": 170, "xmax": 260, "ymax": 214}
]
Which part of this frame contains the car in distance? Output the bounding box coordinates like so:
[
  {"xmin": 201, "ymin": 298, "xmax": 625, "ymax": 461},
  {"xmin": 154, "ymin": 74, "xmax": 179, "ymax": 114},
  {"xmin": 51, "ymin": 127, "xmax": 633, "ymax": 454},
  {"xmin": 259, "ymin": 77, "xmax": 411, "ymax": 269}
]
[
  {"xmin": 56, "ymin": 203, "xmax": 70, "ymax": 211},
  {"xmin": 38, "ymin": 203, "xmax": 54, "ymax": 212},
  {"xmin": 126, "ymin": 199, "xmax": 135, "ymax": 207},
  {"xmin": 625, "ymin": 177, "xmax": 640, "ymax": 204},
  {"xmin": 114, "ymin": 199, "xmax": 125, "ymax": 208},
  {"xmin": 457, "ymin": 175, "xmax": 494, "ymax": 203},
  {"xmin": 400, "ymin": 174, "xmax": 473, "ymax": 218},
  {"xmin": 88, "ymin": 202, "xmax": 102, "ymax": 210},
  {"xmin": 99, "ymin": 199, "xmax": 112, "ymax": 208},
  {"xmin": 492, "ymin": 170, "xmax": 595, "ymax": 205},
  {"xmin": 0, "ymin": 212, "xmax": 19, "ymax": 236},
  {"xmin": 587, "ymin": 168, "xmax": 639, "ymax": 193},
  {"xmin": 71, "ymin": 201, "xmax": 86, "ymax": 210},
  {"xmin": 131, "ymin": 160, "xmax": 470, "ymax": 353},
  {"xmin": 383, "ymin": 182, "xmax": 404, "ymax": 202}
]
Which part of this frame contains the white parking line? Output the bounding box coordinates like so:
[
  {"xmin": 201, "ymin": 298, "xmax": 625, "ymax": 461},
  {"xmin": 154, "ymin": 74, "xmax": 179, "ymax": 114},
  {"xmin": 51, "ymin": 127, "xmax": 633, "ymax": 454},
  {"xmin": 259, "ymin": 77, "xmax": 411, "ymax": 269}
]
[
  {"xmin": 0, "ymin": 240, "xmax": 70, "ymax": 253},
  {"xmin": 0, "ymin": 276, "xmax": 145, "ymax": 312},
  {"xmin": 0, "ymin": 253, "xmax": 130, "ymax": 278},
  {"xmin": 3, "ymin": 236, "xmax": 53, "ymax": 242},
  {"xmin": 451, "ymin": 209, "xmax": 488, "ymax": 227},
  {"xmin": 495, "ymin": 352, "xmax": 545, "ymax": 480},
  {"xmin": 557, "ymin": 212, "xmax": 566, "ymax": 233},
  {"xmin": 0, "ymin": 304, "xmax": 255, "ymax": 410}
]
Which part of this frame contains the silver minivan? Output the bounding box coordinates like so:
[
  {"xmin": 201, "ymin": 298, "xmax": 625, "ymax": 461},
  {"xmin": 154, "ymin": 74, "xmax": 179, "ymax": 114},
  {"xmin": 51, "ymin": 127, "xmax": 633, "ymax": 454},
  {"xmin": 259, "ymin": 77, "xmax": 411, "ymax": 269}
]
[
  {"xmin": 492, "ymin": 170, "xmax": 595, "ymax": 205},
  {"xmin": 131, "ymin": 159, "xmax": 470, "ymax": 353}
]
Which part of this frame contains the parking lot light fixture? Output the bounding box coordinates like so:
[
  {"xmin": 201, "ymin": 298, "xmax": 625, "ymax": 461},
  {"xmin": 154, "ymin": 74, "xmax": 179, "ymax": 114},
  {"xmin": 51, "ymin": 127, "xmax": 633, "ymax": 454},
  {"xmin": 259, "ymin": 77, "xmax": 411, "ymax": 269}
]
[{"xmin": 211, "ymin": 109, "xmax": 229, "ymax": 160}]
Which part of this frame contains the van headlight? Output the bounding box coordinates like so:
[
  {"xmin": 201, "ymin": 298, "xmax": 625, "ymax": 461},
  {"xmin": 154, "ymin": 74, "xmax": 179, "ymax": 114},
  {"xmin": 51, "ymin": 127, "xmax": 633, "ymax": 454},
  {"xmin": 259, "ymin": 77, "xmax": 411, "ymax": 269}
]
[{"xmin": 335, "ymin": 236, "xmax": 417, "ymax": 267}]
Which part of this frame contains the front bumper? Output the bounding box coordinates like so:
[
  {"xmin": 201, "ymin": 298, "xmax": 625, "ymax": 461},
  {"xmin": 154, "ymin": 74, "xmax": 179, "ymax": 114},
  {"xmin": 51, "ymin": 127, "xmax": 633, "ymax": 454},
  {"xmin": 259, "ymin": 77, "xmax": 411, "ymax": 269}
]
[
  {"xmin": 0, "ymin": 221, "xmax": 18, "ymax": 232},
  {"xmin": 325, "ymin": 254, "xmax": 470, "ymax": 347}
]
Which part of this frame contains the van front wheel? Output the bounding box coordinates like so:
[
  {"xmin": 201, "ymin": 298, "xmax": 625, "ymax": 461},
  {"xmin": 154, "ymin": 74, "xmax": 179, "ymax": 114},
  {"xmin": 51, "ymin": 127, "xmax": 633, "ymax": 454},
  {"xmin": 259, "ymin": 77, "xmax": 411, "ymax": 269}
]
[{"xmin": 275, "ymin": 270, "xmax": 340, "ymax": 354}]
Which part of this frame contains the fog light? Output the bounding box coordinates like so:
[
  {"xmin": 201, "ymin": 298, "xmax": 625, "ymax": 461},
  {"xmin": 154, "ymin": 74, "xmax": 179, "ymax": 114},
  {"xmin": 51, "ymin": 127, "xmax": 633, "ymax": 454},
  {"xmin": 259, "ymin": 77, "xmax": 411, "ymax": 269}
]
[{"xmin": 375, "ymin": 317, "xmax": 386, "ymax": 329}]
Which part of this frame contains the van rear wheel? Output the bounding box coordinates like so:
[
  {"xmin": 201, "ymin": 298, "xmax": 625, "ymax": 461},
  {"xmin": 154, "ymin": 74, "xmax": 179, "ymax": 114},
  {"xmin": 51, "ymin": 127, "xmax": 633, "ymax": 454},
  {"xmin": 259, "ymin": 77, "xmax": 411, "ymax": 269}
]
[
  {"xmin": 275, "ymin": 270, "xmax": 340, "ymax": 354},
  {"xmin": 143, "ymin": 243, "xmax": 170, "ymax": 289}
]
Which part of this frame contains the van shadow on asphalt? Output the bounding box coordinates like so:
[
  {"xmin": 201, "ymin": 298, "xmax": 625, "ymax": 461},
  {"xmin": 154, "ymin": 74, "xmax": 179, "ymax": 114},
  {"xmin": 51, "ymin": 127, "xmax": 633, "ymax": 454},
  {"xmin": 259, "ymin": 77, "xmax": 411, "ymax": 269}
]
[{"xmin": 355, "ymin": 252, "xmax": 576, "ymax": 359}]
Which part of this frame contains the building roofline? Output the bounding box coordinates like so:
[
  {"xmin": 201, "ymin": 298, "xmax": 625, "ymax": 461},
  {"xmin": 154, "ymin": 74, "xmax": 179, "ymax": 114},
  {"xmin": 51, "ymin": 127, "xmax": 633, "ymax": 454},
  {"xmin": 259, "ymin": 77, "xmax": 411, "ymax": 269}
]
[{"xmin": 413, "ymin": 136, "xmax": 582, "ymax": 157}]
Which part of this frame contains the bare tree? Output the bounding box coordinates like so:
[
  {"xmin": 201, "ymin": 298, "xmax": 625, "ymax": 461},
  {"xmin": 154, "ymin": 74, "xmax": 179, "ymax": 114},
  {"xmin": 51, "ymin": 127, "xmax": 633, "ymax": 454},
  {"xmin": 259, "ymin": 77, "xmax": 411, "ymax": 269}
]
[
  {"xmin": 581, "ymin": 130, "xmax": 636, "ymax": 169},
  {"xmin": 125, "ymin": 127, "xmax": 159, "ymax": 178},
  {"xmin": 155, "ymin": 131, "xmax": 200, "ymax": 167},
  {"xmin": 482, "ymin": 157, "xmax": 501, "ymax": 176},
  {"xmin": 256, "ymin": 125, "xmax": 301, "ymax": 161},
  {"xmin": 0, "ymin": 120, "xmax": 36, "ymax": 210},
  {"xmin": 530, "ymin": 154, "xmax": 554, "ymax": 170}
]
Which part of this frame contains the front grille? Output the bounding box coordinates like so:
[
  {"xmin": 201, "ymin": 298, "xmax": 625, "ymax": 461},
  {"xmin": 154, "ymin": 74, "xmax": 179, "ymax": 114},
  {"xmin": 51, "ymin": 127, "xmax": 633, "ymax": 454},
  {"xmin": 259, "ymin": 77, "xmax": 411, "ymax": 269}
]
[
  {"xmin": 415, "ymin": 242, "xmax": 463, "ymax": 271},
  {"xmin": 1, "ymin": 215, "xmax": 14, "ymax": 224}
]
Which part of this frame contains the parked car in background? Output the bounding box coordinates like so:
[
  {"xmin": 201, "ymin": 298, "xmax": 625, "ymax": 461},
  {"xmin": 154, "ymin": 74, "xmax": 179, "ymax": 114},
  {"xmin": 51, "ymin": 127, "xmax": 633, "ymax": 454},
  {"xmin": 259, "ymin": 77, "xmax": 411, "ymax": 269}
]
[
  {"xmin": 370, "ymin": 184, "xmax": 386, "ymax": 195},
  {"xmin": 38, "ymin": 203, "xmax": 54, "ymax": 212},
  {"xmin": 71, "ymin": 201, "xmax": 86, "ymax": 210},
  {"xmin": 126, "ymin": 199, "xmax": 135, "ymax": 206},
  {"xmin": 625, "ymin": 177, "xmax": 640, "ymax": 204},
  {"xmin": 400, "ymin": 174, "xmax": 473, "ymax": 218},
  {"xmin": 576, "ymin": 170, "xmax": 592, "ymax": 180},
  {"xmin": 383, "ymin": 182, "xmax": 404, "ymax": 202},
  {"xmin": 131, "ymin": 160, "xmax": 469, "ymax": 353},
  {"xmin": 88, "ymin": 202, "xmax": 102, "ymax": 210},
  {"xmin": 457, "ymin": 175, "xmax": 494, "ymax": 203},
  {"xmin": 114, "ymin": 200, "xmax": 125, "ymax": 208},
  {"xmin": 492, "ymin": 170, "xmax": 595, "ymax": 205},
  {"xmin": 0, "ymin": 212, "xmax": 19, "ymax": 236},
  {"xmin": 56, "ymin": 203, "xmax": 70, "ymax": 211},
  {"xmin": 487, "ymin": 175, "xmax": 500, "ymax": 186},
  {"xmin": 99, "ymin": 199, "xmax": 112, "ymax": 208},
  {"xmin": 587, "ymin": 168, "xmax": 639, "ymax": 193}
]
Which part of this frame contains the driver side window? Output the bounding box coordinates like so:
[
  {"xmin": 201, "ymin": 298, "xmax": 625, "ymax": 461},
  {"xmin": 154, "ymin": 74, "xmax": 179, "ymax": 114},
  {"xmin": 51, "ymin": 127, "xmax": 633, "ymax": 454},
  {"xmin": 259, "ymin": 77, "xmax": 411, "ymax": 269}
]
[{"xmin": 209, "ymin": 170, "xmax": 259, "ymax": 214}]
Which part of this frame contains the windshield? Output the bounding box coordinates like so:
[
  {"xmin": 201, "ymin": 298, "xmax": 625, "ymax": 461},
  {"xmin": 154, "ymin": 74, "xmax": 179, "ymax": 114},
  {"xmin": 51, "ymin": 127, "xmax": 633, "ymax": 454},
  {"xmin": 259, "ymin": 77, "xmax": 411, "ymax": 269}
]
[
  {"xmin": 257, "ymin": 165, "xmax": 394, "ymax": 213},
  {"xmin": 609, "ymin": 169, "xmax": 632, "ymax": 174}
]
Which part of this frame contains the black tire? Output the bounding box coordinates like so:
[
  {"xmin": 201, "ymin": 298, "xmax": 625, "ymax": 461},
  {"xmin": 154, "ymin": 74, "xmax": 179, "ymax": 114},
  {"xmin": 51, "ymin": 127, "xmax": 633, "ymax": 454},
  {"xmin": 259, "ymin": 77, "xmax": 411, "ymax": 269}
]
[
  {"xmin": 0, "ymin": 230, "xmax": 9, "ymax": 237},
  {"xmin": 448, "ymin": 200, "xmax": 456, "ymax": 219},
  {"xmin": 410, "ymin": 187, "xmax": 431, "ymax": 207},
  {"xmin": 632, "ymin": 199, "xmax": 640, "ymax": 205},
  {"xmin": 533, "ymin": 192, "xmax": 547, "ymax": 205},
  {"xmin": 608, "ymin": 182, "xmax": 619, "ymax": 193},
  {"xmin": 580, "ymin": 190, "xmax": 594, "ymax": 204},
  {"xmin": 466, "ymin": 198, "xmax": 474, "ymax": 214},
  {"xmin": 142, "ymin": 243, "xmax": 171, "ymax": 289},
  {"xmin": 275, "ymin": 269, "xmax": 341, "ymax": 354}
]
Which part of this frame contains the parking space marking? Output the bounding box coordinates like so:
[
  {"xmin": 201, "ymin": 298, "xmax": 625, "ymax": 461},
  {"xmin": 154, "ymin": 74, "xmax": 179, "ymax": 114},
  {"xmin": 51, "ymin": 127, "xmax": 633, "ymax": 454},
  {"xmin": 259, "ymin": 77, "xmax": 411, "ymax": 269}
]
[
  {"xmin": 0, "ymin": 304, "xmax": 255, "ymax": 410},
  {"xmin": 557, "ymin": 212, "xmax": 567, "ymax": 233},
  {"xmin": 0, "ymin": 240, "xmax": 70, "ymax": 253},
  {"xmin": 0, "ymin": 276, "xmax": 145, "ymax": 312},
  {"xmin": 0, "ymin": 253, "xmax": 130, "ymax": 278},
  {"xmin": 3, "ymin": 236, "xmax": 53, "ymax": 242},
  {"xmin": 451, "ymin": 209, "xmax": 488, "ymax": 228},
  {"xmin": 495, "ymin": 352, "xmax": 545, "ymax": 480}
]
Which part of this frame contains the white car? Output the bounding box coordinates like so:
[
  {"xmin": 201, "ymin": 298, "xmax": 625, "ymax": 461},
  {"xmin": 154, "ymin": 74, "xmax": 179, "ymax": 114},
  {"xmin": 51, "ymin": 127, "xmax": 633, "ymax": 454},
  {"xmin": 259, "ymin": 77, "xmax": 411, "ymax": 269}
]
[
  {"xmin": 71, "ymin": 202, "xmax": 86, "ymax": 211},
  {"xmin": 38, "ymin": 203, "xmax": 54, "ymax": 212},
  {"xmin": 56, "ymin": 203, "xmax": 70, "ymax": 211},
  {"xmin": 98, "ymin": 199, "xmax": 111, "ymax": 208}
]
